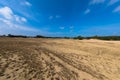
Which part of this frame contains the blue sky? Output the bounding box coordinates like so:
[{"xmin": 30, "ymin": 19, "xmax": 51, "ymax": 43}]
[{"xmin": 0, "ymin": 0, "xmax": 120, "ymax": 37}]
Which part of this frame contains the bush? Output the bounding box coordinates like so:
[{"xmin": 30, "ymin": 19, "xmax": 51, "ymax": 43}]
[{"xmin": 73, "ymin": 36, "xmax": 84, "ymax": 40}]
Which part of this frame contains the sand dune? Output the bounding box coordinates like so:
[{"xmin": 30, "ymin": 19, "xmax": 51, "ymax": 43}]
[{"xmin": 0, "ymin": 38, "xmax": 120, "ymax": 80}]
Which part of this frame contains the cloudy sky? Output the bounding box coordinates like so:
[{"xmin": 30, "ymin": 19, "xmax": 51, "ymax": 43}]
[{"xmin": 0, "ymin": 0, "xmax": 120, "ymax": 37}]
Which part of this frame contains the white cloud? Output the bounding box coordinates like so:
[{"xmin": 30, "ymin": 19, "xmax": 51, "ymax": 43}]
[
  {"xmin": 24, "ymin": 1, "xmax": 32, "ymax": 6},
  {"xmin": 15, "ymin": 15, "xmax": 20, "ymax": 22},
  {"xmin": 0, "ymin": 6, "xmax": 35, "ymax": 34},
  {"xmin": 59, "ymin": 27, "xmax": 65, "ymax": 30},
  {"xmin": 0, "ymin": 7, "xmax": 13, "ymax": 19},
  {"xmin": 84, "ymin": 9, "xmax": 90, "ymax": 14},
  {"xmin": 0, "ymin": 18, "xmax": 13, "ymax": 27},
  {"xmin": 14, "ymin": 15, "xmax": 27, "ymax": 23},
  {"xmin": 108, "ymin": 0, "xmax": 119, "ymax": 6},
  {"xmin": 0, "ymin": 6, "xmax": 27, "ymax": 23},
  {"xmin": 21, "ymin": 17, "xmax": 27, "ymax": 22},
  {"xmin": 90, "ymin": 0, "xmax": 105, "ymax": 5},
  {"xmin": 0, "ymin": 18, "xmax": 37, "ymax": 31},
  {"xmin": 113, "ymin": 6, "xmax": 120, "ymax": 13}
]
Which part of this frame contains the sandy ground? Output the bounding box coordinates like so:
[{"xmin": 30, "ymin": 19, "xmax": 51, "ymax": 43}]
[{"xmin": 0, "ymin": 38, "xmax": 120, "ymax": 80}]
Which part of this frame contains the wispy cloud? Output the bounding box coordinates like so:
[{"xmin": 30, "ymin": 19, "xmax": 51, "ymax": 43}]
[
  {"xmin": 15, "ymin": 16, "xmax": 27, "ymax": 23},
  {"xmin": 55, "ymin": 15, "xmax": 61, "ymax": 18},
  {"xmin": 0, "ymin": 7, "xmax": 13, "ymax": 19},
  {"xmin": 0, "ymin": 6, "xmax": 27, "ymax": 23},
  {"xmin": 59, "ymin": 27, "xmax": 65, "ymax": 30},
  {"xmin": 84, "ymin": 9, "xmax": 90, "ymax": 14},
  {"xmin": 22, "ymin": 1, "xmax": 32, "ymax": 6},
  {"xmin": 90, "ymin": 0, "xmax": 105, "ymax": 5},
  {"xmin": 113, "ymin": 6, "xmax": 120, "ymax": 13},
  {"xmin": 21, "ymin": 17, "xmax": 27, "ymax": 22},
  {"xmin": 14, "ymin": 15, "xmax": 27, "ymax": 23},
  {"xmin": 0, "ymin": 18, "xmax": 37, "ymax": 31},
  {"xmin": 49, "ymin": 16, "xmax": 54, "ymax": 20},
  {"xmin": 108, "ymin": 0, "xmax": 119, "ymax": 6},
  {"xmin": 0, "ymin": 6, "xmax": 37, "ymax": 34},
  {"xmin": 69, "ymin": 26, "xmax": 74, "ymax": 33},
  {"xmin": 0, "ymin": 0, "xmax": 34, "ymax": 20},
  {"xmin": 70, "ymin": 26, "xmax": 74, "ymax": 29},
  {"xmin": 49, "ymin": 15, "xmax": 61, "ymax": 20}
]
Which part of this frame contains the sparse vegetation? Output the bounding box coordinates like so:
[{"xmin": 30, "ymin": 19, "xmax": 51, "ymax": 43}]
[{"xmin": 1, "ymin": 34, "xmax": 120, "ymax": 41}]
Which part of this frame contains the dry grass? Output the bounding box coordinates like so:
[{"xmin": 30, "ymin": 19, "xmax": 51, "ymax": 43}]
[{"xmin": 0, "ymin": 38, "xmax": 120, "ymax": 80}]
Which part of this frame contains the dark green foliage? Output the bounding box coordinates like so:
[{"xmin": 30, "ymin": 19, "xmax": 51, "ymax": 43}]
[
  {"xmin": 73, "ymin": 36, "xmax": 84, "ymax": 40},
  {"xmin": 91, "ymin": 36, "xmax": 120, "ymax": 41},
  {"xmin": 7, "ymin": 34, "xmax": 27, "ymax": 38},
  {"xmin": 0, "ymin": 35, "xmax": 6, "ymax": 37},
  {"xmin": 73, "ymin": 35, "xmax": 120, "ymax": 41},
  {"xmin": 35, "ymin": 35, "xmax": 46, "ymax": 38},
  {"xmin": 64, "ymin": 37, "xmax": 70, "ymax": 39}
]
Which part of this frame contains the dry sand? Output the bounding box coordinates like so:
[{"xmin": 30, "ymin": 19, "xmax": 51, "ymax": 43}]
[{"xmin": 0, "ymin": 38, "xmax": 120, "ymax": 80}]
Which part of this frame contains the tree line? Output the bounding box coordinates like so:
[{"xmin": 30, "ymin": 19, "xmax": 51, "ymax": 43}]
[
  {"xmin": 73, "ymin": 35, "xmax": 120, "ymax": 40},
  {"xmin": 1, "ymin": 34, "xmax": 120, "ymax": 40}
]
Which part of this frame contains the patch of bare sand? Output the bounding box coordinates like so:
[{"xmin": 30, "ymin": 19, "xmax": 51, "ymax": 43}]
[{"xmin": 0, "ymin": 38, "xmax": 120, "ymax": 80}]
